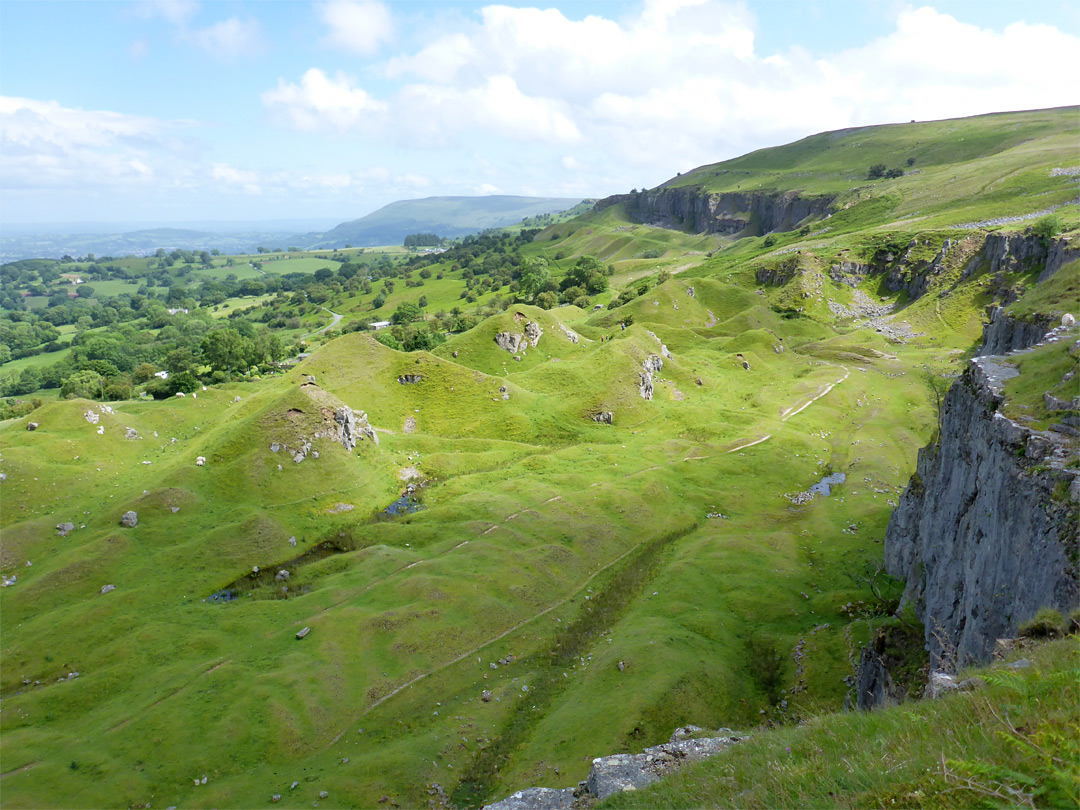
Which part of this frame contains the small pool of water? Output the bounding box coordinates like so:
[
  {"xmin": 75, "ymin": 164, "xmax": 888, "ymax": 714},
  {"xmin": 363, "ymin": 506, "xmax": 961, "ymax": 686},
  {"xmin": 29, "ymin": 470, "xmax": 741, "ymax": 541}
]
[
  {"xmin": 383, "ymin": 495, "xmax": 424, "ymax": 516},
  {"xmin": 808, "ymin": 472, "xmax": 846, "ymax": 497}
]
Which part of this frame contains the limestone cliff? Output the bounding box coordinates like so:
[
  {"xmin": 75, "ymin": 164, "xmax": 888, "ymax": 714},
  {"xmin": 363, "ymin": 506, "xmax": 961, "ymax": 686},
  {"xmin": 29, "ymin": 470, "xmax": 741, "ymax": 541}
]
[
  {"xmin": 882, "ymin": 343, "xmax": 1079, "ymax": 670},
  {"xmin": 593, "ymin": 187, "xmax": 834, "ymax": 236}
]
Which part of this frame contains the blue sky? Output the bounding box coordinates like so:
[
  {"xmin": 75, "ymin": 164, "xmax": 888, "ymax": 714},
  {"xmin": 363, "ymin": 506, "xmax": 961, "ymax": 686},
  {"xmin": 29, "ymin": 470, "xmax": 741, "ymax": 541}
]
[{"xmin": 1, "ymin": 0, "xmax": 1077, "ymax": 226}]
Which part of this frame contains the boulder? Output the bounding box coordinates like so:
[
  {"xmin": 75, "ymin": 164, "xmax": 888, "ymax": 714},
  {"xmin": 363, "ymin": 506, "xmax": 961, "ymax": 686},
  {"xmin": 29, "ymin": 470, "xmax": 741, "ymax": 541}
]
[
  {"xmin": 481, "ymin": 689, "xmax": 493, "ymax": 702},
  {"xmin": 125, "ymin": 427, "xmax": 139, "ymax": 440},
  {"xmin": 84, "ymin": 411, "xmax": 99, "ymax": 425},
  {"xmin": 196, "ymin": 456, "xmax": 206, "ymax": 466},
  {"xmin": 101, "ymin": 584, "xmax": 116, "ymax": 595},
  {"xmin": 120, "ymin": 511, "xmax": 138, "ymax": 528},
  {"xmin": 591, "ymin": 412, "xmax": 614, "ymax": 424},
  {"xmin": 296, "ymin": 627, "xmax": 311, "ymax": 640},
  {"xmin": 586, "ymin": 754, "xmax": 660, "ymax": 799},
  {"xmin": 495, "ymin": 332, "xmax": 525, "ymax": 354},
  {"xmin": 27, "ymin": 421, "xmax": 39, "ymax": 431},
  {"xmin": 398, "ymin": 375, "xmax": 423, "ymax": 384},
  {"xmin": 638, "ymin": 373, "xmax": 654, "ymax": 401},
  {"xmin": 56, "ymin": 522, "xmax": 75, "ymax": 537}
]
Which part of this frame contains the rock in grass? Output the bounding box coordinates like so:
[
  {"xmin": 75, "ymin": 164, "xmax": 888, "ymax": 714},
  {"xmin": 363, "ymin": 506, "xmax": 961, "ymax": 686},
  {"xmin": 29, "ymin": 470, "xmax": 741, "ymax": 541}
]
[
  {"xmin": 481, "ymin": 690, "xmax": 492, "ymax": 702},
  {"xmin": 196, "ymin": 456, "xmax": 206, "ymax": 466},
  {"xmin": 26, "ymin": 422, "xmax": 38, "ymax": 431},
  {"xmin": 120, "ymin": 511, "xmax": 138, "ymax": 528},
  {"xmin": 56, "ymin": 522, "xmax": 75, "ymax": 537},
  {"xmin": 483, "ymin": 787, "xmax": 575, "ymax": 810},
  {"xmin": 296, "ymin": 627, "xmax": 311, "ymax": 640},
  {"xmin": 101, "ymin": 584, "xmax": 116, "ymax": 595}
]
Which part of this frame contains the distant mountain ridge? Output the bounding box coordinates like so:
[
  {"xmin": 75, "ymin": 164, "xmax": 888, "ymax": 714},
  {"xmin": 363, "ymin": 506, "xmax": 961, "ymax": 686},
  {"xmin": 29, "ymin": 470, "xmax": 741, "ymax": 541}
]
[
  {"xmin": 311, "ymin": 195, "xmax": 584, "ymax": 248},
  {"xmin": 0, "ymin": 196, "xmax": 586, "ymax": 261}
]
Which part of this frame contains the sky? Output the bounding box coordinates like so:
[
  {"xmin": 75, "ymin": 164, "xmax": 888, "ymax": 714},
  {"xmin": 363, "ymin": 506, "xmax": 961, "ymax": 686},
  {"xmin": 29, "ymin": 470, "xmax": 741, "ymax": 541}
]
[{"xmin": 1, "ymin": 0, "xmax": 1078, "ymax": 227}]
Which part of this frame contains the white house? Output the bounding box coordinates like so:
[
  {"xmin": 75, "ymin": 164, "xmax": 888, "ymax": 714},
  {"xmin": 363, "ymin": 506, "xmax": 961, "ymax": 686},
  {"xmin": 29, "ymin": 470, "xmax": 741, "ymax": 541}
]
[
  {"xmin": 371, "ymin": 321, "xmax": 392, "ymax": 330},
  {"xmin": 154, "ymin": 371, "xmax": 169, "ymax": 379}
]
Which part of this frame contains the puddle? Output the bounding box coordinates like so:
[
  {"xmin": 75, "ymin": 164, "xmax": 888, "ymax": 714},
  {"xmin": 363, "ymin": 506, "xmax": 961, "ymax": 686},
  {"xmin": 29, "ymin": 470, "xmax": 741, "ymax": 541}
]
[
  {"xmin": 382, "ymin": 494, "xmax": 424, "ymax": 516},
  {"xmin": 808, "ymin": 472, "xmax": 846, "ymax": 497}
]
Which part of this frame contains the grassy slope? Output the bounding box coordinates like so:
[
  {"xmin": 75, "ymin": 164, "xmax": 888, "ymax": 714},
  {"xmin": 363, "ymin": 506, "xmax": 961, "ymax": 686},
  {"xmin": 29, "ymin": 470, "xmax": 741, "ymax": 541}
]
[
  {"xmin": 2, "ymin": 109, "xmax": 1076, "ymax": 809},
  {"xmin": 603, "ymin": 637, "xmax": 1079, "ymax": 810}
]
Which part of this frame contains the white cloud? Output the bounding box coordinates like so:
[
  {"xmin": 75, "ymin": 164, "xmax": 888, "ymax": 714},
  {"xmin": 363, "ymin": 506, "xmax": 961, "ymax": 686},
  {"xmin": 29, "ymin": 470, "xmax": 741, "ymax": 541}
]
[
  {"xmin": 211, "ymin": 163, "xmax": 262, "ymax": 194},
  {"xmin": 132, "ymin": 0, "xmax": 199, "ymax": 26},
  {"xmin": 265, "ymin": 1, "xmax": 1079, "ymax": 194},
  {"xmin": 0, "ymin": 96, "xmax": 189, "ymax": 190},
  {"xmin": 317, "ymin": 0, "xmax": 394, "ymax": 55},
  {"xmin": 184, "ymin": 17, "xmax": 267, "ymax": 58},
  {"xmin": 261, "ymin": 69, "xmax": 387, "ymax": 132}
]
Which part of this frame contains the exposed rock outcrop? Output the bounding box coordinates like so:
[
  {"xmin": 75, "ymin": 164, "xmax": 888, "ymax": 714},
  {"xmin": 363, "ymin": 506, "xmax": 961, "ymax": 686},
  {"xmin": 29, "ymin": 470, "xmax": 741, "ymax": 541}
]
[
  {"xmin": 483, "ymin": 727, "xmax": 746, "ymax": 810},
  {"xmin": 638, "ymin": 354, "xmax": 663, "ymax": 400},
  {"xmin": 323, "ymin": 406, "xmax": 378, "ymax": 450},
  {"xmin": 977, "ymin": 307, "xmax": 1055, "ymax": 356},
  {"xmin": 495, "ymin": 332, "xmax": 526, "ymax": 354},
  {"xmin": 881, "ymin": 340, "xmax": 1079, "ymax": 670},
  {"xmin": 595, "ymin": 187, "xmax": 834, "ymax": 235},
  {"xmin": 525, "ymin": 321, "xmax": 542, "ymax": 347}
]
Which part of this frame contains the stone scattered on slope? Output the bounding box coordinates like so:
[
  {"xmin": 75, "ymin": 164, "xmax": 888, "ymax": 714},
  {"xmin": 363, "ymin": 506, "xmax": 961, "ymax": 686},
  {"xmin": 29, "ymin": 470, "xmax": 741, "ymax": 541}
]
[
  {"xmin": 590, "ymin": 412, "xmax": 614, "ymax": 424},
  {"xmin": 398, "ymin": 374, "xmax": 423, "ymax": 384},
  {"xmin": 84, "ymin": 410, "xmax": 99, "ymax": 424},
  {"xmin": 125, "ymin": 427, "xmax": 139, "ymax": 440},
  {"xmin": 296, "ymin": 627, "xmax": 311, "ymax": 640},
  {"xmin": 56, "ymin": 522, "xmax": 75, "ymax": 537},
  {"xmin": 120, "ymin": 511, "xmax": 138, "ymax": 528},
  {"xmin": 196, "ymin": 456, "xmax": 206, "ymax": 466},
  {"xmin": 101, "ymin": 584, "xmax": 116, "ymax": 595},
  {"xmin": 27, "ymin": 421, "xmax": 39, "ymax": 431}
]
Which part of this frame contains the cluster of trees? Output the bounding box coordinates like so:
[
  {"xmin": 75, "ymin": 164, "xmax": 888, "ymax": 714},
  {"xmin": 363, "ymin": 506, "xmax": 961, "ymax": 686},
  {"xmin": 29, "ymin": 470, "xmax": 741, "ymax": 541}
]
[
  {"xmin": 868, "ymin": 159, "xmax": 914, "ymax": 180},
  {"xmin": 403, "ymin": 233, "xmax": 443, "ymax": 247}
]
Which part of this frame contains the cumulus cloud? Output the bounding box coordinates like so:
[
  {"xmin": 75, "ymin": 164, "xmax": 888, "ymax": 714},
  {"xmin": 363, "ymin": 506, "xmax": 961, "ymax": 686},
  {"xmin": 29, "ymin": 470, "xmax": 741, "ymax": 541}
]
[
  {"xmin": 264, "ymin": 1, "xmax": 1080, "ymax": 189},
  {"xmin": 317, "ymin": 0, "xmax": 394, "ymax": 55},
  {"xmin": 261, "ymin": 69, "xmax": 388, "ymax": 132},
  {"xmin": 0, "ymin": 96, "xmax": 191, "ymax": 190}
]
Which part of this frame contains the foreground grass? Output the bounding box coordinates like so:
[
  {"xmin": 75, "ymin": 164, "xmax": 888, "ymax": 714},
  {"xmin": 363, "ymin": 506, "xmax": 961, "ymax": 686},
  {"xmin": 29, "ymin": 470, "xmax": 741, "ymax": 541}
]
[{"xmin": 603, "ymin": 637, "xmax": 1079, "ymax": 809}]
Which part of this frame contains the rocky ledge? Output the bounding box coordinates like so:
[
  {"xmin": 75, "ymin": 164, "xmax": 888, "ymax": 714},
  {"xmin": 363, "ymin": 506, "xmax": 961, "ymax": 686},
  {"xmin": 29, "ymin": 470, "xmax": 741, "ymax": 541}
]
[{"xmin": 484, "ymin": 726, "xmax": 746, "ymax": 810}]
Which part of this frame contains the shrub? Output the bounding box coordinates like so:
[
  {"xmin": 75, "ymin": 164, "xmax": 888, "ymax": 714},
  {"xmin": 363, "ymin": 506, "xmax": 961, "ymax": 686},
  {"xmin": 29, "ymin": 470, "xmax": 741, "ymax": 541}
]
[
  {"xmin": 868, "ymin": 163, "xmax": 887, "ymax": 179},
  {"xmin": 1018, "ymin": 607, "xmax": 1067, "ymax": 639},
  {"xmin": 763, "ymin": 234, "xmax": 777, "ymax": 248},
  {"xmin": 1031, "ymin": 214, "xmax": 1063, "ymax": 246}
]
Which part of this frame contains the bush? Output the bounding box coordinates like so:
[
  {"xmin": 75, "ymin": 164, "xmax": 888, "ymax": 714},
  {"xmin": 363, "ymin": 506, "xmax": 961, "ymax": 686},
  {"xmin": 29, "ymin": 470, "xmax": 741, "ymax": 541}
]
[
  {"xmin": 1018, "ymin": 607, "xmax": 1068, "ymax": 639},
  {"xmin": 868, "ymin": 163, "xmax": 887, "ymax": 179},
  {"xmin": 1031, "ymin": 214, "xmax": 1063, "ymax": 246},
  {"xmin": 763, "ymin": 234, "xmax": 777, "ymax": 248}
]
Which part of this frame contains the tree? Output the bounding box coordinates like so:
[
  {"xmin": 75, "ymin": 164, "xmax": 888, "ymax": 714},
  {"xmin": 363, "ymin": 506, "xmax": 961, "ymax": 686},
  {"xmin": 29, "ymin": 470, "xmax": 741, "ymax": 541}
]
[
  {"xmin": 418, "ymin": 295, "xmax": 428, "ymax": 309},
  {"xmin": 61, "ymin": 369, "xmax": 105, "ymax": 400},
  {"xmin": 867, "ymin": 163, "xmax": 887, "ymax": 179},
  {"xmin": 519, "ymin": 257, "xmax": 551, "ymax": 302},
  {"xmin": 392, "ymin": 301, "xmax": 423, "ymax": 325},
  {"xmin": 201, "ymin": 329, "xmax": 248, "ymax": 372}
]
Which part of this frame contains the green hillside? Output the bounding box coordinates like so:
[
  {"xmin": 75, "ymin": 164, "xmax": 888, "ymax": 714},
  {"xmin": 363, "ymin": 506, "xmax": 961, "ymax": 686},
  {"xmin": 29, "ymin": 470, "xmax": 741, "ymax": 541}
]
[
  {"xmin": 2, "ymin": 108, "xmax": 1078, "ymax": 809},
  {"xmin": 315, "ymin": 196, "xmax": 585, "ymax": 248}
]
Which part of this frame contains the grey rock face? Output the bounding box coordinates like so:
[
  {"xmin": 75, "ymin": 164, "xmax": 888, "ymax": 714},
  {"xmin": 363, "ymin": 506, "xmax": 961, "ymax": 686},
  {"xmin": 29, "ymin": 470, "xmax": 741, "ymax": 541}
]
[
  {"xmin": 595, "ymin": 187, "xmax": 834, "ymax": 236},
  {"xmin": 483, "ymin": 788, "xmax": 575, "ymax": 810},
  {"xmin": 495, "ymin": 332, "xmax": 526, "ymax": 354},
  {"xmin": 524, "ymin": 321, "xmax": 543, "ymax": 347},
  {"xmin": 397, "ymin": 374, "xmax": 423, "ymax": 384},
  {"xmin": 853, "ymin": 644, "xmax": 903, "ymax": 710},
  {"xmin": 978, "ymin": 307, "xmax": 1054, "ymax": 356},
  {"xmin": 590, "ymin": 412, "xmax": 613, "ymax": 424},
  {"xmin": 120, "ymin": 511, "xmax": 138, "ymax": 528},
  {"xmin": 883, "ymin": 354, "xmax": 1079, "ymax": 668},
  {"xmin": 638, "ymin": 373, "xmax": 654, "ymax": 400}
]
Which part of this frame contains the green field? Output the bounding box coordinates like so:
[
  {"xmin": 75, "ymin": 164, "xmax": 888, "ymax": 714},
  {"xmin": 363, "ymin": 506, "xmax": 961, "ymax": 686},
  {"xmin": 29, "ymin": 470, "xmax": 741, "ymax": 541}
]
[{"xmin": 1, "ymin": 108, "xmax": 1078, "ymax": 809}]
